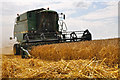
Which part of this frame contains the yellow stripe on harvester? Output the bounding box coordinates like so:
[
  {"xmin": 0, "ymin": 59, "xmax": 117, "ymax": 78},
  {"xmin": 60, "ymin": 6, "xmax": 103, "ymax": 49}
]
[
  {"xmin": 21, "ymin": 31, "xmax": 28, "ymax": 33},
  {"xmin": 14, "ymin": 31, "xmax": 28, "ymax": 34}
]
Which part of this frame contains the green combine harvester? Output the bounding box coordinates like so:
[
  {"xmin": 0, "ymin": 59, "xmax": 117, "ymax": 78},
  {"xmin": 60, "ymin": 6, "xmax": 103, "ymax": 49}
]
[{"xmin": 10, "ymin": 8, "xmax": 92, "ymax": 58}]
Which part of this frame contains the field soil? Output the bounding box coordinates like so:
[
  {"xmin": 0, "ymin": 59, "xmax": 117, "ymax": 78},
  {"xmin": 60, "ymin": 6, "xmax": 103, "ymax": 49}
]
[{"xmin": 1, "ymin": 38, "xmax": 120, "ymax": 78}]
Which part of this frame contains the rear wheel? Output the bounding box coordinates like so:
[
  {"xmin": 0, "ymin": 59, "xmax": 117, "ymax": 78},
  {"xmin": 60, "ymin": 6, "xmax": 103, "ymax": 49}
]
[{"xmin": 13, "ymin": 44, "xmax": 20, "ymax": 55}]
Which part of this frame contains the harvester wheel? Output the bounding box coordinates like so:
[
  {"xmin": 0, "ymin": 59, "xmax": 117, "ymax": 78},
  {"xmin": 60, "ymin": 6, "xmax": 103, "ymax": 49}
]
[{"xmin": 13, "ymin": 44, "xmax": 20, "ymax": 55}]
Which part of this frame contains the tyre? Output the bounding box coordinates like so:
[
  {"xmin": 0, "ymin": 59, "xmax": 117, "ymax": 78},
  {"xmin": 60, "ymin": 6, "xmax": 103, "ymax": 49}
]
[{"xmin": 13, "ymin": 44, "xmax": 20, "ymax": 55}]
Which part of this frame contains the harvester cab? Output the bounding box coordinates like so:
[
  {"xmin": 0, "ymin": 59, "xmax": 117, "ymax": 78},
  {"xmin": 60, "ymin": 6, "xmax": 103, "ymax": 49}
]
[{"xmin": 10, "ymin": 8, "xmax": 92, "ymax": 58}]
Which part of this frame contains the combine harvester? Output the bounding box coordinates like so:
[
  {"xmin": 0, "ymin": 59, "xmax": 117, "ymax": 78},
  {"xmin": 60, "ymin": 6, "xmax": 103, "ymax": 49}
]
[{"xmin": 10, "ymin": 8, "xmax": 92, "ymax": 58}]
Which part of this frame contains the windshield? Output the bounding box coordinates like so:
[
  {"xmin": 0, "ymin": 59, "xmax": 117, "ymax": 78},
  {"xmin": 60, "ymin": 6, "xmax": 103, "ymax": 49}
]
[{"xmin": 37, "ymin": 11, "xmax": 58, "ymax": 32}]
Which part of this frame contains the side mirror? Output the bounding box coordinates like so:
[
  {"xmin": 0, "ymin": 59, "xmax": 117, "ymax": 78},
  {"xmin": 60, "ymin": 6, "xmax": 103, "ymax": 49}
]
[
  {"xmin": 63, "ymin": 14, "xmax": 65, "ymax": 20},
  {"xmin": 10, "ymin": 37, "xmax": 13, "ymax": 40}
]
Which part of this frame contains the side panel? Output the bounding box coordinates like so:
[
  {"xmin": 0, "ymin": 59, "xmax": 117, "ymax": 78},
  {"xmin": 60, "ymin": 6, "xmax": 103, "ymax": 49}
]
[
  {"xmin": 14, "ymin": 13, "xmax": 28, "ymax": 43},
  {"xmin": 19, "ymin": 13, "xmax": 27, "ymax": 21}
]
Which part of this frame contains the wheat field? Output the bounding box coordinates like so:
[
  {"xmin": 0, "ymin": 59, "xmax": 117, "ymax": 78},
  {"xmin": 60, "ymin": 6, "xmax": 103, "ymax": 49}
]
[
  {"xmin": 30, "ymin": 38, "xmax": 119, "ymax": 66},
  {"xmin": 2, "ymin": 38, "xmax": 120, "ymax": 78}
]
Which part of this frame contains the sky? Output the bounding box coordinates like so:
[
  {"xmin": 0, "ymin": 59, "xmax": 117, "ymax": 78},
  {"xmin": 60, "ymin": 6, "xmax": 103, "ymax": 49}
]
[{"xmin": 0, "ymin": 0, "xmax": 119, "ymax": 48}]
